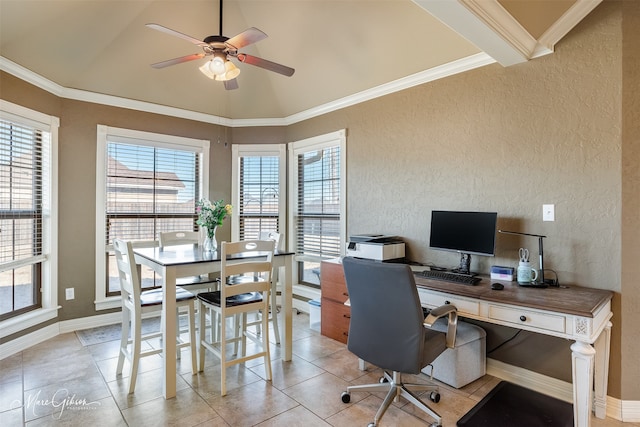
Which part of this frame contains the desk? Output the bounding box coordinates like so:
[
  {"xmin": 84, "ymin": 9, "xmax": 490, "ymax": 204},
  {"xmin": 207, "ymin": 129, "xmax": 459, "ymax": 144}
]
[
  {"xmin": 133, "ymin": 246, "xmax": 295, "ymax": 399},
  {"xmin": 414, "ymin": 275, "xmax": 612, "ymax": 427}
]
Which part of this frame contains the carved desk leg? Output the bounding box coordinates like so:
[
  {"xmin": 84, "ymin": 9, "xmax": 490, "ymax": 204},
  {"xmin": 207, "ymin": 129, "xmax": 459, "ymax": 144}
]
[
  {"xmin": 571, "ymin": 340, "xmax": 596, "ymax": 427},
  {"xmin": 593, "ymin": 321, "xmax": 612, "ymax": 419}
]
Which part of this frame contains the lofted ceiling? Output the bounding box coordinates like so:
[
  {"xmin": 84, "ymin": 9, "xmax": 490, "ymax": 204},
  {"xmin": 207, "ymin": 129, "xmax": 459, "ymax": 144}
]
[{"xmin": 0, "ymin": 0, "xmax": 601, "ymax": 124}]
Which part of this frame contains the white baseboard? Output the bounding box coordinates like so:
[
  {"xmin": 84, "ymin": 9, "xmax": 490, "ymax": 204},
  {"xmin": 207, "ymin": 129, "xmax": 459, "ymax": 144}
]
[
  {"xmin": 487, "ymin": 358, "xmax": 573, "ymax": 402},
  {"xmin": 0, "ymin": 323, "xmax": 59, "ymax": 360},
  {"xmin": 59, "ymin": 311, "xmax": 123, "ymax": 334}
]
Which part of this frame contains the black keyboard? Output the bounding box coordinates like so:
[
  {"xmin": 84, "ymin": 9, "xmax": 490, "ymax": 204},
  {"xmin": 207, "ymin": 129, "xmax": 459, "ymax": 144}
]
[{"xmin": 414, "ymin": 269, "xmax": 481, "ymax": 285}]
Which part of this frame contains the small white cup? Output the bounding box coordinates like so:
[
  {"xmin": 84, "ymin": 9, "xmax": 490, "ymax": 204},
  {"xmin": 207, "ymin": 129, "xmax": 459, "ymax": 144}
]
[{"xmin": 517, "ymin": 261, "xmax": 538, "ymax": 283}]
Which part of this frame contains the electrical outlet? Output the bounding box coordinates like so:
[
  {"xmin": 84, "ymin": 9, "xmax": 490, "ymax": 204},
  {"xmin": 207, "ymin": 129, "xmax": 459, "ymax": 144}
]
[
  {"xmin": 543, "ymin": 204, "xmax": 555, "ymax": 222},
  {"xmin": 65, "ymin": 288, "xmax": 75, "ymax": 300}
]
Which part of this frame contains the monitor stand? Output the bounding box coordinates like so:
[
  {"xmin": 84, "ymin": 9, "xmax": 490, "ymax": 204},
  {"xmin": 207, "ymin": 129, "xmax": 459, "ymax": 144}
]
[{"xmin": 452, "ymin": 253, "xmax": 472, "ymax": 275}]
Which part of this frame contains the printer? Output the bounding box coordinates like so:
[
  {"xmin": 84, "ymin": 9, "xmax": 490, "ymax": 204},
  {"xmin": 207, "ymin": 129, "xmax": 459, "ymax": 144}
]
[{"xmin": 346, "ymin": 234, "xmax": 405, "ymax": 261}]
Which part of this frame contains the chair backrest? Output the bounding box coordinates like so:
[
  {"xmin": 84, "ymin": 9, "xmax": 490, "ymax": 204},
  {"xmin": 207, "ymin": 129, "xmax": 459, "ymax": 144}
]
[
  {"xmin": 159, "ymin": 231, "xmax": 199, "ymax": 248},
  {"xmin": 258, "ymin": 231, "xmax": 282, "ymax": 251},
  {"xmin": 113, "ymin": 239, "xmax": 141, "ymax": 304},
  {"xmin": 220, "ymin": 240, "xmax": 275, "ymax": 300},
  {"xmin": 342, "ymin": 256, "xmax": 440, "ymax": 374}
]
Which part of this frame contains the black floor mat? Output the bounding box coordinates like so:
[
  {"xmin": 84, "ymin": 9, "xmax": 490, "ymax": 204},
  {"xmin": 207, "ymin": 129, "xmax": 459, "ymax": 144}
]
[{"xmin": 457, "ymin": 381, "xmax": 574, "ymax": 427}]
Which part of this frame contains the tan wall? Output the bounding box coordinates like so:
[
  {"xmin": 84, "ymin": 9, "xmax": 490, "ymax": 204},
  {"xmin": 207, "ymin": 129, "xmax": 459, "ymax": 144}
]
[
  {"xmin": 1, "ymin": 0, "xmax": 638, "ymax": 401},
  {"xmin": 285, "ymin": 2, "xmax": 634, "ymax": 399},
  {"xmin": 621, "ymin": 0, "xmax": 640, "ymax": 399}
]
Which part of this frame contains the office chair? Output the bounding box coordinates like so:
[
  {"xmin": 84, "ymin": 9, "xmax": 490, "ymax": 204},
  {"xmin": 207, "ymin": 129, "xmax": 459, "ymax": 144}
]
[{"xmin": 340, "ymin": 256, "xmax": 458, "ymax": 427}]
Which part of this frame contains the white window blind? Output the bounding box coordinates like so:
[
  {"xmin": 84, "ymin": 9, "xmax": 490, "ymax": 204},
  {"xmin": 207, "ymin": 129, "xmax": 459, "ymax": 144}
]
[
  {"xmin": 289, "ymin": 130, "xmax": 345, "ymax": 287},
  {"xmin": 105, "ymin": 142, "xmax": 199, "ymax": 245},
  {"xmin": 238, "ymin": 156, "xmax": 280, "ymax": 240},
  {"xmin": 0, "ymin": 118, "xmax": 46, "ymax": 319},
  {"xmin": 296, "ymin": 146, "xmax": 342, "ymax": 260}
]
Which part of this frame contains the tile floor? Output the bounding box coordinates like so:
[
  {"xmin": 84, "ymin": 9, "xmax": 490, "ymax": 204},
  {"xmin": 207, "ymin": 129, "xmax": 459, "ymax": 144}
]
[{"xmin": 0, "ymin": 312, "xmax": 635, "ymax": 427}]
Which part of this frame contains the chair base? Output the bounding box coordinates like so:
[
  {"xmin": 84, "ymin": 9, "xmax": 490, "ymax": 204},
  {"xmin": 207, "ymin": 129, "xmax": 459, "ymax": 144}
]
[{"xmin": 342, "ymin": 370, "xmax": 442, "ymax": 427}]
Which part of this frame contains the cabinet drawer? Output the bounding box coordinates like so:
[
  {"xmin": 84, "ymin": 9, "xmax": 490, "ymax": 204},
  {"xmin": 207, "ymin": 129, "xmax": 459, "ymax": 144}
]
[
  {"xmin": 321, "ymin": 261, "xmax": 349, "ymax": 303},
  {"xmin": 419, "ymin": 290, "xmax": 480, "ymax": 316},
  {"xmin": 321, "ymin": 298, "xmax": 351, "ymax": 344},
  {"xmin": 489, "ymin": 305, "xmax": 566, "ymax": 333}
]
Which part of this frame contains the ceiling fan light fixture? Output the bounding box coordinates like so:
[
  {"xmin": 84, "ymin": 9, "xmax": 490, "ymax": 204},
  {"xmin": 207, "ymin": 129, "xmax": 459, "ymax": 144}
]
[
  {"xmin": 224, "ymin": 61, "xmax": 240, "ymax": 80},
  {"xmin": 198, "ymin": 61, "xmax": 216, "ymax": 79}
]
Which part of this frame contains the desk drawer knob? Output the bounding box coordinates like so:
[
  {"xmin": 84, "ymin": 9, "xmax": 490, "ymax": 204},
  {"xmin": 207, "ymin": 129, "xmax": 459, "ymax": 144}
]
[{"xmin": 520, "ymin": 315, "xmax": 527, "ymax": 322}]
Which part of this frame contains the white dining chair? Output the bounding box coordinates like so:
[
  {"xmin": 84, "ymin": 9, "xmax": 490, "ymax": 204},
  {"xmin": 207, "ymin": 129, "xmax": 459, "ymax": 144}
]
[
  {"xmin": 158, "ymin": 231, "xmax": 219, "ymax": 293},
  {"xmin": 113, "ymin": 238, "xmax": 197, "ymax": 394},
  {"xmin": 197, "ymin": 239, "xmax": 275, "ymax": 396}
]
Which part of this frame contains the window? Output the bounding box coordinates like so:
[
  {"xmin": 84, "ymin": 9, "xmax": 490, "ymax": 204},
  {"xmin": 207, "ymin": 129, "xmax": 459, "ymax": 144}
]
[
  {"xmin": 231, "ymin": 145, "xmax": 286, "ymax": 243},
  {"xmin": 95, "ymin": 125, "xmax": 209, "ymax": 310},
  {"xmin": 0, "ymin": 100, "xmax": 58, "ymax": 336},
  {"xmin": 289, "ymin": 130, "xmax": 346, "ymax": 287}
]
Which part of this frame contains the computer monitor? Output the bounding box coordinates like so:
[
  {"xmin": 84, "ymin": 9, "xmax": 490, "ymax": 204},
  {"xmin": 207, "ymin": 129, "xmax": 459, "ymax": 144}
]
[{"xmin": 429, "ymin": 210, "xmax": 498, "ymax": 275}]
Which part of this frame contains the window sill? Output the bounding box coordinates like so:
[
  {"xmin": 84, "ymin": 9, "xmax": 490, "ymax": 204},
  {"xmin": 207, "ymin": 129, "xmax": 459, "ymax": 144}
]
[
  {"xmin": 95, "ymin": 296, "xmax": 122, "ymax": 311},
  {"xmin": 0, "ymin": 307, "xmax": 60, "ymax": 339}
]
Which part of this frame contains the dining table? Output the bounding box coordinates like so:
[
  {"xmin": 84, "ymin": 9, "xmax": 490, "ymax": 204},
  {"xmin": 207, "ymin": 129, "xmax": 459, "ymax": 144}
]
[{"xmin": 133, "ymin": 245, "xmax": 295, "ymax": 399}]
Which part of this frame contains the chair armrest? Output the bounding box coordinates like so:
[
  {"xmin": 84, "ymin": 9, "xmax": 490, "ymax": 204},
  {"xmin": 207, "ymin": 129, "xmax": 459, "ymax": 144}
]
[{"xmin": 424, "ymin": 304, "xmax": 458, "ymax": 349}]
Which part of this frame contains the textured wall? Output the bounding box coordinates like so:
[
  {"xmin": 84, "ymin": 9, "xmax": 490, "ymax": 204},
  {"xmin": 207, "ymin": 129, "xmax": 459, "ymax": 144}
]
[
  {"xmin": 621, "ymin": 0, "xmax": 640, "ymax": 399},
  {"xmin": 287, "ymin": 2, "xmax": 631, "ymax": 398}
]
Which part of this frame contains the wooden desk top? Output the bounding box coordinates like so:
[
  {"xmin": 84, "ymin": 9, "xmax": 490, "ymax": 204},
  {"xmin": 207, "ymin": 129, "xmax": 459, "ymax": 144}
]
[{"xmin": 414, "ymin": 275, "xmax": 613, "ymax": 318}]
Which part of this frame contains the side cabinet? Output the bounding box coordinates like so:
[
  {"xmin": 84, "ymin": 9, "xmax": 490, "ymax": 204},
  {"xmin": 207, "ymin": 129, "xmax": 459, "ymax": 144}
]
[{"xmin": 320, "ymin": 259, "xmax": 351, "ymax": 344}]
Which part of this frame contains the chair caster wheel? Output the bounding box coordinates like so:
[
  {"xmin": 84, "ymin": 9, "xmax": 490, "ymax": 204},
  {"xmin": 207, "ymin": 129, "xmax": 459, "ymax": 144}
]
[
  {"xmin": 341, "ymin": 391, "xmax": 351, "ymax": 403},
  {"xmin": 429, "ymin": 423, "xmax": 442, "ymax": 427},
  {"xmin": 367, "ymin": 423, "xmax": 376, "ymax": 427},
  {"xmin": 379, "ymin": 377, "xmax": 388, "ymax": 383},
  {"xmin": 429, "ymin": 391, "xmax": 440, "ymax": 403}
]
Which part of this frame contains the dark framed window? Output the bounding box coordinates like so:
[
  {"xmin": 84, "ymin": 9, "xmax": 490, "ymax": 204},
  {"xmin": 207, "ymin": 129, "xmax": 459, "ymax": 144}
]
[{"xmin": 0, "ymin": 118, "xmax": 45, "ymax": 320}]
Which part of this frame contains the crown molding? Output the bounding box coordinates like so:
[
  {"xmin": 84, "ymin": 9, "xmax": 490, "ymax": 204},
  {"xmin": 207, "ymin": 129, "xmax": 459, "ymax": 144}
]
[
  {"xmin": 2, "ymin": 53, "xmax": 494, "ymax": 127},
  {"xmin": 538, "ymin": 0, "xmax": 603, "ymax": 52}
]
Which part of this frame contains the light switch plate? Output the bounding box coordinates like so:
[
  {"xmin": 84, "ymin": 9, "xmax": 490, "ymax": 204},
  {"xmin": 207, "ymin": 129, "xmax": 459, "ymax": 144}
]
[{"xmin": 543, "ymin": 204, "xmax": 555, "ymax": 221}]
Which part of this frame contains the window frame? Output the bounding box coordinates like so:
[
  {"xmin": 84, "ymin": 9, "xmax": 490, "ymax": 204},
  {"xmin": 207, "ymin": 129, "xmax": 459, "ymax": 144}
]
[
  {"xmin": 95, "ymin": 125, "xmax": 209, "ymax": 310},
  {"xmin": 288, "ymin": 129, "xmax": 346, "ymax": 286},
  {"xmin": 0, "ymin": 100, "xmax": 59, "ymax": 338},
  {"xmin": 231, "ymin": 144, "xmax": 286, "ymax": 245}
]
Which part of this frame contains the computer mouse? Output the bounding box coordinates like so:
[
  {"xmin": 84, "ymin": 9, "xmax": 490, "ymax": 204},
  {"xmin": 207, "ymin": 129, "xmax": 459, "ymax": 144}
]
[{"xmin": 491, "ymin": 283, "xmax": 504, "ymax": 290}]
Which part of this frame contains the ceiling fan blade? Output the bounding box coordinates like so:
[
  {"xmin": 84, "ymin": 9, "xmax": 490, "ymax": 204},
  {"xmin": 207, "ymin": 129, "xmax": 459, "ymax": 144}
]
[
  {"xmin": 224, "ymin": 79, "xmax": 239, "ymax": 90},
  {"xmin": 146, "ymin": 23, "xmax": 205, "ymax": 46},
  {"xmin": 225, "ymin": 27, "xmax": 267, "ymax": 50},
  {"xmin": 151, "ymin": 53, "xmax": 206, "ymax": 69},
  {"xmin": 236, "ymin": 54, "xmax": 295, "ymax": 77}
]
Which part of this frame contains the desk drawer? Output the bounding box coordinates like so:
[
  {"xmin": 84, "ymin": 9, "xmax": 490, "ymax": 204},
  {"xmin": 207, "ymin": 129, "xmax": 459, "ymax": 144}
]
[
  {"xmin": 321, "ymin": 298, "xmax": 351, "ymax": 344},
  {"xmin": 419, "ymin": 290, "xmax": 480, "ymax": 316},
  {"xmin": 489, "ymin": 305, "xmax": 566, "ymax": 333}
]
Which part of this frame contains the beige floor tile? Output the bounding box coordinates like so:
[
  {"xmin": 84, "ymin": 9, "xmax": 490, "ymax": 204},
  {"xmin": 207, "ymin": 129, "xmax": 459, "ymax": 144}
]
[
  {"xmin": 0, "ymin": 380, "xmax": 22, "ymax": 413},
  {"xmin": 121, "ymin": 387, "xmax": 218, "ymax": 427},
  {"xmin": 2, "ymin": 311, "xmax": 634, "ymax": 427},
  {"xmin": 24, "ymin": 395, "xmax": 124, "ymax": 426},
  {"xmin": 23, "ymin": 374, "xmax": 111, "ymax": 422},
  {"xmin": 283, "ymin": 372, "xmax": 353, "ymax": 419},
  {"xmin": 250, "ymin": 354, "xmax": 325, "ymax": 390},
  {"xmin": 255, "ymin": 404, "xmax": 330, "ymax": 426},
  {"xmin": 203, "ymin": 380, "xmax": 299, "ymax": 427},
  {"xmin": 107, "ymin": 365, "xmax": 192, "ymax": 410},
  {"xmin": 0, "ymin": 353, "xmax": 23, "ymax": 385}
]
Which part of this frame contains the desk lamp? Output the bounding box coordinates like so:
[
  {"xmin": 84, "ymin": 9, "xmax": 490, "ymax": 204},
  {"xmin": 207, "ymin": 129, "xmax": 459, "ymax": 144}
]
[{"xmin": 498, "ymin": 230, "xmax": 556, "ymax": 286}]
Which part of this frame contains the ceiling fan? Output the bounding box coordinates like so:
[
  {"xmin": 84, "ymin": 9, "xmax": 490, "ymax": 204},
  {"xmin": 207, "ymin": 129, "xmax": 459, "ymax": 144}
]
[{"xmin": 146, "ymin": 0, "xmax": 295, "ymax": 90}]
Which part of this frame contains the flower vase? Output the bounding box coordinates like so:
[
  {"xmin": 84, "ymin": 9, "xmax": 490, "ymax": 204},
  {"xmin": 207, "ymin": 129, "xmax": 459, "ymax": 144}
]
[{"xmin": 203, "ymin": 227, "xmax": 217, "ymax": 252}]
